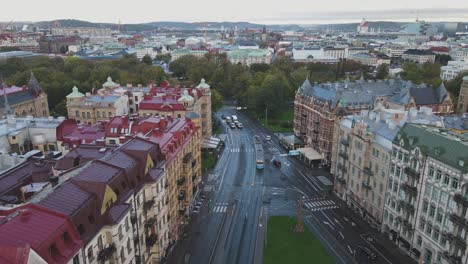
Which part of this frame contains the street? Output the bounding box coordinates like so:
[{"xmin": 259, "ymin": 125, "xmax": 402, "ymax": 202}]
[{"xmin": 169, "ymin": 107, "xmax": 415, "ymax": 264}]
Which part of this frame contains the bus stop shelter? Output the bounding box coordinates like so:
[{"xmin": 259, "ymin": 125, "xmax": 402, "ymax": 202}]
[{"xmin": 297, "ymin": 147, "xmax": 324, "ymax": 167}]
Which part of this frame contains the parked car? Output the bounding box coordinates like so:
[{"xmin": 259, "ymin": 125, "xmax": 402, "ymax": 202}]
[
  {"xmin": 272, "ymin": 159, "xmax": 281, "ymax": 168},
  {"xmin": 265, "ymin": 135, "xmax": 271, "ymax": 141},
  {"xmin": 358, "ymin": 246, "xmax": 377, "ymax": 260},
  {"xmin": 230, "ymin": 123, "xmax": 236, "ymax": 129},
  {"xmin": 236, "ymin": 122, "xmax": 243, "ymax": 129},
  {"xmin": 221, "ymin": 115, "xmax": 226, "ymax": 119}
]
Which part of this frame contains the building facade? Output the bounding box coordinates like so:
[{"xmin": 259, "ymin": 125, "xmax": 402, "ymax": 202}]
[
  {"xmin": 402, "ymin": 49, "xmax": 436, "ymax": 64},
  {"xmin": 382, "ymin": 124, "xmax": 468, "ymax": 264},
  {"xmin": 294, "ymin": 78, "xmax": 453, "ymax": 165},
  {"xmin": 1, "ymin": 72, "xmax": 49, "ymax": 118},
  {"xmin": 458, "ymin": 76, "xmax": 468, "ymax": 113}
]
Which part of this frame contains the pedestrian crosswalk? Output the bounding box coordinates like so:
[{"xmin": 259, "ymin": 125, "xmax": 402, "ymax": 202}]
[
  {"xmin": 303, "ymin": 198, "xmax": 339, "ymax": 212},
  {"xmin": 228, "ymin": 148, "xmax": 254, "ymax": 153},
  {"xmin": 268, "ymin": 147, "xmax": 280, "ymax": 152},
  {"xmin": 212, "ymin": 203, "xmax": 228, "ymax": 213}
]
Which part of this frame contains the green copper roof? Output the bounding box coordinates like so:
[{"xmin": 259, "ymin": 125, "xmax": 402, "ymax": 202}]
[
  {"xmin": 103, "ymin": 76, "xmax": 117, "ymax": 87},
  {"xmin": 196, "ymin": 78, "xmax": 210, "ymax": 89},
  {"xmin": 66, "ymin": 86, "xmax": 85, "ymax": 98},
  {"xmin": 394, "ymin": 124, "xmax": 468, "ymax": 172}
]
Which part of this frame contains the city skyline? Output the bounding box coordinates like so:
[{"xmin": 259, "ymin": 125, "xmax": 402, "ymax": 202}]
[{"xmin": 1, "ymin": 1, "xmax": 468, "ymax": 25}]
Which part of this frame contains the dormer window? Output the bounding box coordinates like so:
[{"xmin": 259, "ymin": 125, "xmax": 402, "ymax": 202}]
[
  {"xmin": 61, "ymin": 231, "xmax": 71, "ymax": 244},
  {"xmin": 49, "ymin": 243, "xmax": 58, "ymax": 258}
]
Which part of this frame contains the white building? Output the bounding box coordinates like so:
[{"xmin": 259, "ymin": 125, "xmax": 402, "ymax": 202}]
[
  {"xmin": 441, "ymin": 61, "xmax": 468, "ymax": 80},
  {"xmin": 382, "ymin": 124, "xmax": 468, "ymax": 264},
  {"xmin": 227, "ymin": 49, "xmax": 272, "ymax": 65},
  {"xmin": 449, "ymin": 48, "xmax": 468, "ymax": 61}
]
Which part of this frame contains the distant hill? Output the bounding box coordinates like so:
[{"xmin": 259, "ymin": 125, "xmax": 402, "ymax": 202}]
[{"xmin": 313, "ymin": 21, "xmax": 406, "ymax": 32}]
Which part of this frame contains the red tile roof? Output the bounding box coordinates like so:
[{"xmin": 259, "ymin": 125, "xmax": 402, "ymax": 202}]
[{"xmin": 0, "ymin": 204, "xmax": 82, "ymax": 264}]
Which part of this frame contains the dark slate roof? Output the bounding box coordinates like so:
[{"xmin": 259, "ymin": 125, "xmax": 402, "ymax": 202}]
[
  {"xmin": 395, "ymin": 124, "xmax": 468, "ymax": 172},
  {"xmin": 27, "ymin": 72, "xmax": 43, "ymax": 96},
  {"xmin": 409, "ymin": 84, "xmax": 447, "ymax": 105},
  {"xmin": 403, "ymin": 49, "xmax": 435, "ymax": 56},
  {"xmin": 0, "ymin": 90, "xmax": 36, "ymax": 109},
  {"xmin": 38, "ymin": 182, "xmax": 94, "ymax": 216},
  {"xmin": 105, "ymin": 204, "xmax": 130, "ymax": 224},
  {"xmin": 72, "ymin": 160, "xmax": 122, "ymax": 183},
  {"xmin": 298, "ymin": 78, "xmax": 407, "ymax": 109},
  {"xmin": 54, "ymin": 145, "xmax": 116, "ymax": 171}
]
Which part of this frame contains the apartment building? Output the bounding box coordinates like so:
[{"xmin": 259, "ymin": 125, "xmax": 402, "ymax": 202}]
[
  {"xmin": 331, "ymin": 107, "xmax": 443, "ymax": 227},
  {"xmin": 0, "ymin": 72, "xmax": 49, "ymax": 118},
  {"xmin": 227, "ymin": 49, "xmax": 272, "ymax": 65},
  {"xmin": 441, "ymin": 61, "xmax": 468, "ymax": 80},
  {"xmin": 0, "ymin": 204, "xmax": 83, "ymax": 264},
  {"xmin": 66, "ymin": 83, "xmax": 129, "ymax": 125},
  {"xmin": 402, "ymin": 49, "xmax": 436, "ymax": 64},
  {"xmin": 382, "ymin": 124, "xmax": 468, "ymax": 264},
  {"xmin": 294, "ymin": 77, "xmax": 452, "ymax": 165},
  {"xmin": 457, "ymin": 76, "xmax": 468, "ymax": 113},
  {"xmin": 139, "ymin": 79, "xmax": 212, "ymax": 139}
]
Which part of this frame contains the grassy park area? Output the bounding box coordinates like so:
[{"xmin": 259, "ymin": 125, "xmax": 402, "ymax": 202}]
[
  {"xmin": 263, "ymin": 216, "xmax": 334, "ymax": 264},
  {"xmin": 261, "ymin": 109, "xmax": 294, "ymax": 133}
]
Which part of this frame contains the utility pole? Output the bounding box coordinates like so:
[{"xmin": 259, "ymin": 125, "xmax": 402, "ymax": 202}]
[
  {"xmin": 294, "ymin": 196, "xmax": 304, "ymax": 233},
  {"xmin": 265, "ymin": 107, "xmax": 268, "ymax": 126}
]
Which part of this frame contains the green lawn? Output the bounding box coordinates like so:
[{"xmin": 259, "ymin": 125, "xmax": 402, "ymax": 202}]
[
  {"xmin": 263, "ymin": 216, "xmax": 334, "ymax": 264},
  {"xmin": 260, "ymin": 109, "xmax": 294, "ymax": 133}
]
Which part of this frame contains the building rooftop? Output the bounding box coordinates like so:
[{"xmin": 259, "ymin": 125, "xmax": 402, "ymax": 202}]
[
  {"xmin": 395, "ymin": 123, "xmax": 468, "ymax": 172},
  {"xmin": 0, "ymin": 204, "xmax": 82, "ymax": 264}
]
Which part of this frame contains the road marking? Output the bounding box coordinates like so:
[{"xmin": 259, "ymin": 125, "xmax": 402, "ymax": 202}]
[
  {"xmin": 360, "ymin": 234, "xmax": 393, "ymax": 264},
  {"xmin": 321, "ymin": 211, "xmax": 335, "ymax": 227},
  {"xmin": 339, "ymin": 231, "xmax": 344, "ymax": 239},
  {"xmin": 323, "ymin": 221, "xmax": 335, "ymax": 230},
  {"xmin": 304, "ymin": 218, "xmax": 347, "ymax": 264},
  {"xmin": 347, "ymin": 245, "xmax": 353, "ymax": 255}
]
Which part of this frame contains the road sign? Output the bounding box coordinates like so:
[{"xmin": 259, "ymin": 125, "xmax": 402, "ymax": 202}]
[{"xmin": 288, "ymin": 150, "xmax": 300, "ymax": 156}]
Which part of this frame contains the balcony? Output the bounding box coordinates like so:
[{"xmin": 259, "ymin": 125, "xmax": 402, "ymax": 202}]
[
  {"xmin": 443, "ymin": 251, "xmax": 463, "ymax": 264},
  {"xmin": 453, "ymin": 193, "xmax": 468, "ymax": 208},
  {"xmin": 143, "ymin": 199, "xmax": 155, "ymax": 211},
  {"xmin": 179, "ymin": 207, "xmax": 186, "ymax": 216},
  {"xmin": 363, "ymin": 167, "xmax": 374, "ymax": 176},
  {"xmin": 336, "ymin": 176, "xmax": 346, "ymax": 184},
  {"xmin": 177, "ymin": 178, "xmax": 186, "ymax": 186},
  {"xmin": 145, "ymin": 217, "xmax": 157, "ymax": 229},
  {"xmin": 404, "ymin": 203, "xmax": 415, "ymax": 216},
  {"xmin": 337, "ymin": 164, "xmax": 347, "ymax": 173},
  {"xmin": 446, "ymin": 233, "xmax": 467, "ymax": 250},
  {"xmin": 449, "ymin": 213, "xmax": 468, "ymax": 228},
  {"xmin": 339, "ymin": 151, "xmax": 348, "ymax": 160},
  {"xmin": 97, "ymin": 243, "xmax": 116, "ymax": 262},
  {"xmin": 178, "ymin": 191, "xmax": 186, "ymax": 201},
  {"xmin": 362, "ymin": 181, "xmax": 372, "ymax": 190},
  {"xmin": 340, "ymin": 139, "xmax": 349, "ymax": 146},
  {"xmin": 400, "ymin": 183, "xmax": 417, "ymax": 197},
  {"xmin": 404, "ymin": 167, "xmax": 420, "ymax": 180},
  {"xmin": 145, "ymin": 234, "xmax": 158, "ymax": 248},
  {"xmin": 401, "ymin": 219, "xmax": 413, "ymax": 231},
  {"xmin": 312, "ymin": 129, "xmax": 319, "ymax": 134}
]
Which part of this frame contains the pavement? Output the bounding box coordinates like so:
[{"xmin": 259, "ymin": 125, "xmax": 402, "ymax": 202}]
[{"xmin": 166, "ymin": 106, "xmax": 416, "ymax": 264}]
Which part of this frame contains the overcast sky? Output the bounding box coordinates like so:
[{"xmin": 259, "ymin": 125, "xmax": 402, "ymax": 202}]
[{"xmin": 1, "ymin": 0, "xmax": 468, "ymax": 24}]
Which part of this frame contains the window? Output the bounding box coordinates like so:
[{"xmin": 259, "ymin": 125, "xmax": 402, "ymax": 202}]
[
  {"xmin": 436, "ymin": 212, "xmax": 443, "ymax": 223},
  {"xmin": 426, "ymin": 224, "xmax": 432, "ymax": 235},
  {"xmin": 87, "ymin": 247, "xmax": 94, "ymax": 262},
  {"xmin": 103, "ymin": 111, "xmax": 107, "ymax": 118},
  {"xmin": 97, "ymin": 111, "xmax": 101, "ymax": 118},
  {"xmin": 429, "ymin": 166, "xmax": 435, "ymax": 177},
  {"xmin": 443, "ymin": 174, "xmax": 450, "ymax": 185},
  {"xmin": 61, "ymin": 231, "xmax": 70, "ymax": 244},
  {"xmin": 429, "ymin": 205, "xmax": 435, "ymax": 218},
  {"xmin": 49, "ymin": 243, "xmax": 58, "ymax": 257},
  {"xmin": 75, "ymin": 110, "xmax": 79, "ymax": 117},
  {"xmin": 88, "ymin": 214, "xmax": 95, "ymax": 224},
  {"xmin": 417, "ymin": 236, "xmax": 422, "ymax": 246},
  {"xmin": 81, "ymin": 112, "xmax": 85, "ymax": 118},
  {"xmin": 398, "ymin": 152, "xmax": 403, "ymax": 160},
  {"xmin": 120, "ymin": 248, "xmax": 125, "ymax": 262},
  {"xmin": 125, "ymin": 217, "xmax": 130, "ymax": 231},
  {"xmin": 451, "ymin": 178, "xmax": 459, "ymax": 189},
  {"xmin": 403, "ymin": 154, "xmax": 409, "ymax": 163},
  {"xmin": 73, "ymin": 255, "xmax": 80, "ymax": 264},
  {"xmin": 423, "ymin": 201, "xmax": 429, "ymax": 213},
  {"xmin": 127, "ymin": 238, "xmax": 132, "ymax": 254},
  {"xmin": 97, "ymin": 235, "xmax": 103, "ymax": 251},
  {"xmin": 435, "ymin": 170, "xmax": 442, "ymax": 181},
  {"xmin": 108, "ymin": 112, "xmax": 112, "ymax": 117},
  {"xmin": 77, "ymin": 224, "xmax": 85, "ymax": 235},
  {"xmin": 432, "ymin": 188, "xmax": 439, "ymax": 202},
  {"xmin": 433, "ymin": 229, "xmax": 440, "ymax": 241},
  {"xmin": 118, "ymin": 225, "xmax": 123, "ymax": 240}
]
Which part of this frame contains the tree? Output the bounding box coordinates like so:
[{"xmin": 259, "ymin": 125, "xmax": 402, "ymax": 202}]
[
  {"xmin": 250, "ymin": 63, "xmax": 271, "ymax": 73},
  {"xmin": 376, "ymin": 64, "xmax": 389, "ymax": 80},
  {"xmin": 445, "ymin": 71, "xmax": 468, "ymax": 97},
  {"xmin": 155, "ymin": 53, "xmax": 171, "ymax": 63},
  {"xmin": 211, "ymin": 89, "xmax": 223, "ymax": 112},
  {"xmin": 142, "ymin": 54, "xmax": 153, "ymax": 65},
  {"xmin": 435, "ymin": 54, "xmax": 452, "ymax": 66}
]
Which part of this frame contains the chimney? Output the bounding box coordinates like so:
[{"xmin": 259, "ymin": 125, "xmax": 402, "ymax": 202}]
[{"xmin": 49, "ymin": 176, "xmax": 59, "ymax": 187}]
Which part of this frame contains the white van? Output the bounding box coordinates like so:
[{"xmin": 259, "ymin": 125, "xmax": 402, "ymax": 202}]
[{"xmin": 231, "ymin": 115, "xmax": 238, "ymax": 121}]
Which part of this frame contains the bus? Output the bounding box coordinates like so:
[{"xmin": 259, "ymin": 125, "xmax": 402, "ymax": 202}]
[{"xmin": 254, "ymin": 135, "xmax": 264, "ymax": 170}]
